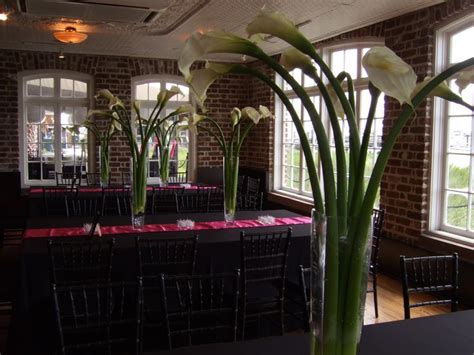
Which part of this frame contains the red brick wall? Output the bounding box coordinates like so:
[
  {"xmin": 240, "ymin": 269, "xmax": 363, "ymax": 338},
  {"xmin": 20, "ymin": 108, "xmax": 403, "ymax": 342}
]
[{"xmin": 0, "ymin": 50, "xmax": 250, "ymax": 180}]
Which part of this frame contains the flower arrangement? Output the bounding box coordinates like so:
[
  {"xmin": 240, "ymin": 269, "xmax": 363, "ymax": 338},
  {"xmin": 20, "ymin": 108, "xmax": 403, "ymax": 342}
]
[
  {"xmin": 90, "ymin": 87, "xmax": 192, "ymax": 227},
  {"xmin": 188, "ymin": 106, "xmax": 272, "ymax": 222},
  {"xmin": 178, "ymin": 9, "xmax": 474, "ymax": 355},
  {"xmin": 82, "ymin": 117, "xmax": 121, "ymax": 187}
]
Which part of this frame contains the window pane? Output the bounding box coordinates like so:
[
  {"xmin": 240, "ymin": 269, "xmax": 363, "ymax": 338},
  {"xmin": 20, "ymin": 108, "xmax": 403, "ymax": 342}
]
[
  {"xmin": 345, "ymin": 48, "xmax": 358, "ymax": 78},
  {"xmin": 148, "ymin": 82, "xmax": 161, "ymax": 99},
  {"xmin": 448, "ymin": 116, "xmax": 471, "ymax": 153},
  {"xmin": 331, "ymin": 50, "xmax": 344, "ymax": 75},
  {"xmin": 446, "ymin": 192, "xmax": 467, "ymax": 228},
  {"xmin": 136, "ymin": 83, "xmax": 148, "ymax": 100},
  {"xmin": 449, "ymin": 80, "xmax": 474, "ymax": 116},
  {"xmin": 27, "ymin": 105, "xmax": 41, "ymax": 123},
  {"xmin": 74, "ymin": 107, "xmax": 87, "ymax": 124},
  {"xmin": 361, "ymin": 48, "xmax": 370, "ymax": 77},
  {"xmin": 447, "ymin": 154, "xmax": 469, "ymax": 190},
  {"xmin": 61, "ymin": 78, "xmax": 74, "ymax": 97},
  {"xmin": 74, "ymin": 80, "xmax": 87, "ymax": 98},
  {"xmin": 41, "ymin": 78, "xmax": 54, "ymax": 97},
  {"xmin": 60, "ymin": 107, "xmax": 74, "ymax": 126},
  {"xmin": 450, "ymin": 26, "xmax": 474, "ymax": 64},
  {"xmin": 26, "ymin": 79, "xmax": 40, "ymax": 96}
]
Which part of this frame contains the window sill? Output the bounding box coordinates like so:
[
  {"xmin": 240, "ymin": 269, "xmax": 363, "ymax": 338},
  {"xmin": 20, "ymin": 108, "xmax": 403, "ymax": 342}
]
[
  {"xmin": 267, "ymin": 190, "xmax": 314, "ymax": 216},
  {"xmin": 421, "ymin": 230, "xmax": 474, "ymax": 263}
]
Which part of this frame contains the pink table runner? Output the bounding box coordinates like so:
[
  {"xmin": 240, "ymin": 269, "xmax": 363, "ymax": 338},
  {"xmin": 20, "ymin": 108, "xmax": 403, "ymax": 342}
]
[
  {"xmin": 24, "ymin": 216, "xmax": 311, "ymax": 238},
  {"xmin": 29, "ymin": 185, "xmax": 216, "ymax": 194}
]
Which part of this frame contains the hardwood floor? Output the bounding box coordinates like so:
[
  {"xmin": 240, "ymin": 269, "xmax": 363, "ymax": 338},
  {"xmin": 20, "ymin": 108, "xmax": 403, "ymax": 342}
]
[{"xmin": 364, "ymin": 273, "xmax": 451, "ymax": 324}]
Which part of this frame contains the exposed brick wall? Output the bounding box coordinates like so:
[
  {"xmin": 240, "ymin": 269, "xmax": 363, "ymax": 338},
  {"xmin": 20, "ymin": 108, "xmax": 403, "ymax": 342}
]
[{"xmin": 0, "ymin": 50, "xmax": 250, "ymax": 180}]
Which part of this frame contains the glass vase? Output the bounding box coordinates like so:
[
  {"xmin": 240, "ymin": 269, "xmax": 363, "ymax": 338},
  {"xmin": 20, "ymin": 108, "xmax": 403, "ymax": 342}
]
[
  {"xmin": 159, "ymin": 146, "xmax": 170, "ymax": 187},
  {"xmin": 310, "ymin": 209, "xmax": 372, "ymax": 355},
  {"xmin": 99, "ymin": 145, "xmax": 110, "ymax": 188},
  {"xmin": 223, "ymin": 156, "xmax": 239, "ymax": 223},
  {"xmin": 131, "ymin": 157, "xmax": 148, "ymax": 229}
]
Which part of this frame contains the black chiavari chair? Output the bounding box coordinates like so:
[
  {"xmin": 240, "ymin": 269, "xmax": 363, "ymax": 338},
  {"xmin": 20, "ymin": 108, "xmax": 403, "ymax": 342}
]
[
  {"xmin": 160, "ymin": 271, "xmax": 240, "ymax": 349},
  {"xmin": 151, "ymin": 186, "xmax": 183, "ymax": 214},
  {"xmin": 51, "ymin": 279, "xmax": 143, "ymax": 355},
  {"xmin": 136, "ymin": 235, "xmax": 198, "ymax": 351},
  {"xmin": 43, "ymin": 186, "xmax": 73, "ymax": 216},
  {"xmin": 56, "ymin": 172, "xmax": 76, "ymax": 188},
  {"xmin": 86, "ymin": 172, "xmax": 102, "ymax": 187},
  {"xmin": 240, "ymin": 228, "xmax": 292, "ymax": 339},
  {"xmin": 102, "ymin": 186, "xmax": 131, "ymax": 216},
  {"xmin": 400, "ymin": 253, "xmax": 459, "ymax": 319},
  {"xmin": 65, "ymin": 190, "xmax": 102, "ymax": 218},
  {"xmin": 175, "ymin": 192, "xmax": 209, "ymax": 213},
  {"xmin": 169, "ymin": 172, "xmax": 188, "ymax": 184},
  {"xmin": 48, "ymin": 238, "xmax": 115, "ymax": 286},
  {"xmin": 367, "ymin": 208, "xmax": 385, "ymax": 318}
]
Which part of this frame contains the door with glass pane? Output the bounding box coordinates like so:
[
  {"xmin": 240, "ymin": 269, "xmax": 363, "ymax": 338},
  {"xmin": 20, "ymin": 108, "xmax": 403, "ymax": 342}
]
[{"xmin": 23, "ymin": 74, "xmax": 90, "ymax": 184}]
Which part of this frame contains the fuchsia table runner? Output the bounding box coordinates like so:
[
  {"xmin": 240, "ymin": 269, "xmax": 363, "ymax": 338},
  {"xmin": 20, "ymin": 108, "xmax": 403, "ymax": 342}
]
[
  {"xmin": 29, "ymin": 185, "xmax": 215, "ymax": 194},
  {"xmin": 24, "ymin": 216, "xmax": 311, "ymax": 238}
]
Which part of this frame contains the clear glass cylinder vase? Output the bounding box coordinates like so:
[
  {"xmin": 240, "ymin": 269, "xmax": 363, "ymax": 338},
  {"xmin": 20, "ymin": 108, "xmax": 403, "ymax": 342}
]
[
  {"xmin": 131, "ymin": 158, "xmax": 148, "ymax": 229},
  {"xmin": 223, "ymin": 156, "xmax": 239, "ymax": 223},
  {"xmin": 310, "ymin": 209, "xmax": 373, "ymax": 355},
  {"xmin": 159, "ymin": 146, "xmax": 170, "ymax": 187},
  {"xmin": 99, "ymin": 145, "xmax": 110, "ymax": 188}
]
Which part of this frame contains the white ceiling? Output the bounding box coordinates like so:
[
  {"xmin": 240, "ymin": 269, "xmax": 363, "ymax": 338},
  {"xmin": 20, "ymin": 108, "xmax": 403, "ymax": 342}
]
[{"xmin": 0, "ymin": 0, "xmax": 445, "ymax": 61}]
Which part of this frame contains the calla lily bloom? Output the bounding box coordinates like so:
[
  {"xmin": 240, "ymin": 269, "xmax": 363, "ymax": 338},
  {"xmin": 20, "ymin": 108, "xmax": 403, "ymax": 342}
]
[
  {"xmin": 455, "ymin": 67, "xmax": 474, "ymax": 93},
  {"xmin": 157, "ymin": 86, "xmax": 182, "ymax": 107},
  {"xmin": 246, "ymin": 9, "xmax": 310, "ymax": 54},
  {"xmin": 187, "ymin": 68, "xmax": 222, "ymax": 111},
  {"xmin": 280, "ymin": 47, "xmax": 314, "ymax": 74},
  {"xmin": 95, "ymin": 89, "xmax": 125, "ymax": 110},
  {"xmin": 241, "ymin": 107, "xmax": 261, "ymax": 124},
  {"xmin": 327, "ymin": 83, "xmax": 345, "ymax": 119},
  {"xmin": 411, "ymin": 76, "xmax": 474, "ymax": 111},
  {"xmin": 178, "ymin": 30, "xmax": 258, "ymax": 83},
  {"xmin": 259, "ymin": 105, "xmax": 272, "ymax": 118},
  {"xmin": 362, "ymin": 46, "xmax": 417, "ymax": 106},
  {"xmin": 188, "ymin": 113, "xmax": 206, "ymax": 134},
  {"xmin": 231, "ymin": 107, "xmax": 241, "ymax": 127}
]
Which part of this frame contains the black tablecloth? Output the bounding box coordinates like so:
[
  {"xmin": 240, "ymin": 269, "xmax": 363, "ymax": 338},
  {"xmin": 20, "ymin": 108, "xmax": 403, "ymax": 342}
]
[
  {"xmin": 145, "ymin": 310, "xmax": 474, "ymax": 355},
  {"xmin": 8, "ymin": 210, "xmax": 311, "ymax": 355}
]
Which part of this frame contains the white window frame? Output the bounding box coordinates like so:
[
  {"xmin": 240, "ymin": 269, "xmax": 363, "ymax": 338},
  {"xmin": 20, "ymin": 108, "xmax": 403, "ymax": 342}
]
[
  {"xmin": 131, "ymin": 75, "xmax": 196, "ymax": 184},
  {"xmin": 429, "ymin": 13, "xmax": 474, "ymax": 246},
  {"xmin": 273, "ymin": 40, "xmax": 384, "ymax": 200},
  {"xmin": 19, "ymin": 70, "xmax": 93, "ymax": 187}
]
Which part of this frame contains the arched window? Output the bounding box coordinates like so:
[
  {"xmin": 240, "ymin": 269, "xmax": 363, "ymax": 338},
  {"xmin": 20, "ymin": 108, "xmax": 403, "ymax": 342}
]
[
  {"xmin": 430, "ymin": 14, "xmax": 474, "ymax": 244},
  {"xmin": 19, "ymin": 71, "xmax": 92, "ymax": 185},
  {"xmin": 274, "ymin": 41, "xmax": 384, "ymax": 201},
  {"xmin": 132, "ymin": 75, "xmax": 191, "ymax": 183}
]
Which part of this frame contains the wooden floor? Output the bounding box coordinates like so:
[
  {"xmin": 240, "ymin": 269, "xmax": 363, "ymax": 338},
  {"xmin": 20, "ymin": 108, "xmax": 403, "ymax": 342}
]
[{"xmin": 364, "ymin": 273, "xmax": 451, "ymax": 324}]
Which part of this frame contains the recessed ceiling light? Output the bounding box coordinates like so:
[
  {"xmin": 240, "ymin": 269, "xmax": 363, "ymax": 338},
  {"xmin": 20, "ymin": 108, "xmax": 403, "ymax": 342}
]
[{"xmin": 0, "ymin": 13, "xmax": 8, "ymax": 21}]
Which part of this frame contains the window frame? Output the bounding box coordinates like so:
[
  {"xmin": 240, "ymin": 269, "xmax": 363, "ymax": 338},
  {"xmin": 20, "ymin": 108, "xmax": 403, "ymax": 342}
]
[
  {"xmin": 429, "ymin": 13, "xmax": 474, "ymax": 246},
  {"xmin": 273, "ymin": 40, "xmax": 384, "ymax": 199},
  {"xmin": 19, "ymin": 70, "xmax": 93, "ymax": 187},
  {"xmin": 131, "ymin": 74, "xmax": 195, "ymax": 184}
]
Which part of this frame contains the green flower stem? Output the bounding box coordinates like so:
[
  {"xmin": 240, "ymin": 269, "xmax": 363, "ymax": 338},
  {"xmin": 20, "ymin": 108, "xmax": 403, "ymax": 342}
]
[
  {"xmin": 100, "ymin": 142, "xmax": 110, "ymax": 186},
  {"xmin": 341, "ymin": 57, "xmax": 474, "ymax": 355},
  {"xmin": 229, "ymin": 64, "xmax": 324, "ymax": 213}
]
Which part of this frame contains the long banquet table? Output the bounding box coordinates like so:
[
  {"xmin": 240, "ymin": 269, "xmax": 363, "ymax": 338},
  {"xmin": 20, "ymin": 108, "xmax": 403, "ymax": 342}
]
[
  {"xmin": 8, "ymin": 209, "xmax": 311, "ymax": 355},
  {"xmin": 146, "ymin": 310, "xmax": 474, "ymax": 355}
]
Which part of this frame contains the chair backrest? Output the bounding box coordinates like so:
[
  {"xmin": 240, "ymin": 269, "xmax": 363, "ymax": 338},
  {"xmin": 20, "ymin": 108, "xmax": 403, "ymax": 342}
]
[
  {"xmin": 237, "ymin": 175, "xmax": 246, "ymax": 194},
  {"xmin": 175, "ymin": 192, "xmax": 209, "ymax": 213},
  {"xmin": 136, "ymin": 235, "xmax": 198, "ymax": 278},
  {"xmin": 400, "ymin": 253, "xmax": 459, "ymax": 319},
  {"xmin": 240, "ymin": 228, "xmax": 292, "ymax": 298},
  {"xmin": 52, "ymin": 279, "xmax": 143, "ymax": 355},
  {"xmin": 207, "ymin": 188, "xmax": 224, "ymax": 212},
  {"xmin": 42, "ymin": 187, "xmax": 73, "ymax": 216},
  {"xmin": 86, "ymin": 172, "xmax": 101, "ymax": 187},
  {"xmin": 239, "ymin": 192, "xmax": 263, "ymax": 211},
  {"xmin": 122, "ymin": 172, "xmax": 131, "ymax": 186},
  {"xmin": 169, "ymin": 172, "xmax": 188, "ymax": 184},
  {"xmin": 65, "ymin": 191, "xmax": 102, "ymax": 218},
  {"xmin": 370, "ymin": 208, "xmax": 385, "ymax": 270},
  {"xmin": 246, "ymin": 176, "xmax": 260, "ymax": 195},
  {"xmin": 48, "ymin": 238, "xmax": 115, "ymax": 286},
  {"xmin": 152, "ymin": 187, "xmax": 182, "ymax": 213},
  {"xmin": 102, "ymin": 186, "xmax": 131, "ymax": 216},
  {"xmin": 298, "ymin": 265, "xmax": 311, "ymax": 332},
  {"xmin": 56, "ymin": 172, "xmax": 76, "ymax": 188},
  {"xmin": 160, "ymin": 271, "xmax": 240, "ymax": 349}
]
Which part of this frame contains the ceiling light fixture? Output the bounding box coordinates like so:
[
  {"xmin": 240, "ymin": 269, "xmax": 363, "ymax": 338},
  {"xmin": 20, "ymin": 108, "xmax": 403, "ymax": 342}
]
[
  {"xmin": 53, "ymin": 27, "xmax": 88, "ymax": 44},
  {"xmin": 0, "ymin": 12, "xmax": 7, "ymax": 21}
]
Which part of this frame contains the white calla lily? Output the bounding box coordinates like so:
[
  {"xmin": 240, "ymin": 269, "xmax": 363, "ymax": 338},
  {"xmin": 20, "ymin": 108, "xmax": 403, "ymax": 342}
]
[
  {"xmin": 411, "ymin": 76, "xmax": 474, "ymax": 111},
  {"xmin": 241, "ymin": 106, "xmax": 262, "ymax": 124},
  {"xmin": 326, "ymin": 83, "xmax": 345, "ymax": 119},
  {"xmin": 95, "ymin": 89, "xmax": 125, "ymax": 110},
  {"xmin": 246, "ymin": 9, "xmax": 309, "ymax": 53},
  {"xmin": 362, "ymin": 46, "xmax": 417, "ymax": 106},
  {"xmin": 280, "ymin": 47, "xmax": 314, "ymax": 74},
  {"xmin": 258, "ymin": 105, "xmax": 272, "ymax": 119},
  {"xmin": 455, "ymin": 67, "xmax": 474, "ymax": 93},
  {"xmin": 157, "ymin": 86, "xmax": 182, "ymax": 107},
  {"xmin": 187, "ymin": 68, "xmax": 222, "ymax": 111},
  {"xmin": 230, "ymin": 107, "xmax": 241, "ymax": 127},
  {"xmin": 178, "ymin": 30, "xmax": 257, "ymax": 83},
  {"xmin": 188, "ymin": 113, "xmax": 206, "ymax": 134}
]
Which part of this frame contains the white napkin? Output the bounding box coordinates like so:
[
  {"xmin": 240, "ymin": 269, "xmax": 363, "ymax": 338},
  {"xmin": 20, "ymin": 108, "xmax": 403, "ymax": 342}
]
[
  {"xmin": 177, "ymin": 219, "xmax": 195, "ymax": 230},
  {"xmin": 83, "ymin": 223, "xmax": 102, "ymax": 237},
  {"xmin": 258, "ymin": 215, "xmax": 275, "ymax": 225}
]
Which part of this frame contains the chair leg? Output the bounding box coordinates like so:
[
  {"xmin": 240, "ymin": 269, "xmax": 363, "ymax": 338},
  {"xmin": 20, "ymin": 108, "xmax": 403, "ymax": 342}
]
[{"xmin": 373, "ymin": 273, "xmax": 379, "ymax": 318}]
